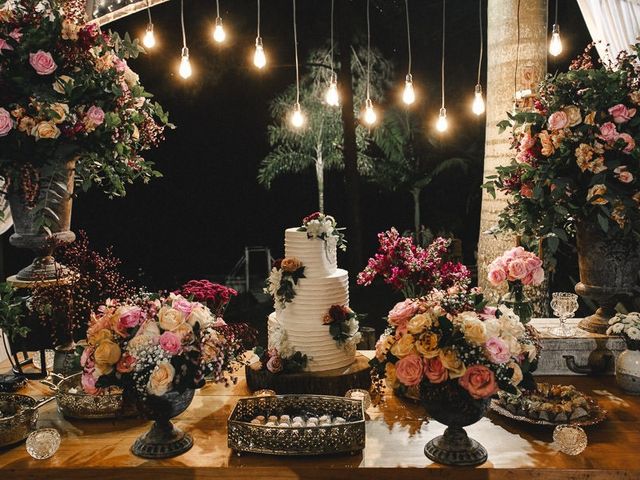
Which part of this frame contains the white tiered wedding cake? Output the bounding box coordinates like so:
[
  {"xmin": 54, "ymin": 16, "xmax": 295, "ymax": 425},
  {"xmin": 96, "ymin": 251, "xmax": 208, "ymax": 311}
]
[{"xmin": 266, "ymin": 214, "xmax": 359, "ymax": 372}]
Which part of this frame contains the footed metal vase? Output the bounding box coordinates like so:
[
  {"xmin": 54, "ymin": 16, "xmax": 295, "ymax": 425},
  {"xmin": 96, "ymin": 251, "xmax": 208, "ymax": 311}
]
[{"xmin": 131, "ymin": 388, "xmax": 195, "ymax": 459}]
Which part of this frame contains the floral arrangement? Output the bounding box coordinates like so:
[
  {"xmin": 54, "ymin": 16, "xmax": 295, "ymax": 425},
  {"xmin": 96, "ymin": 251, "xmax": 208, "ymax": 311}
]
[
  {"xmin": 487, "ymin": 247, "xmax": 544, "ymax": 288},
  {"xmin": 264, "ymin": 257, "xmax": 305, "ymax": 310},
  {"xmin": 357, "ymin": 228, "xmax": 471, "ymax": 298},
  {"xmin": 174, "ymin": 279, "xmax": 237, "ymax": 316},
  {"xmin": 252, "ymin": 346, "xmax": 308, "ymax": 374},
  {"xmin": 81, "ymin": 292, "xmax": 249, "ymax": 398},
  {"xmin": 483, "ymin": 43, "xmax": 640, "ymax": 256},
  {"xmin": 371, "ymin": 292, "xmax": 539, "ymax": 399},
  {"xmin": 298, "ymin": 212, "xmax": 346, "ymax": 251},
  {"xmin": 0, "ymin": 0, "xmax": 172, "ymax": 225},
  {"xmin": 323, "ymin": 304, "xmax": 362, "ymax": 349},
  {"xmin": 606, "ymin": 312, "xmax": 640, "ymax": 346}
]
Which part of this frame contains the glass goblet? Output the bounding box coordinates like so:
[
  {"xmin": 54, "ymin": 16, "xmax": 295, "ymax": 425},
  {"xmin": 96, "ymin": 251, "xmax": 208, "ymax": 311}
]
[{"xmin": 549, "ymin": 292, "xmax": 579, "ymax": 337}]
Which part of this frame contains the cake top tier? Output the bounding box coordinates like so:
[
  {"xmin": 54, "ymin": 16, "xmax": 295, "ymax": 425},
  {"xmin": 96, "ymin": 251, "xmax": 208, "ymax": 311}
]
[{"xmin": 285, "ymin": 228, "xmax": 338, "ymax": 277}]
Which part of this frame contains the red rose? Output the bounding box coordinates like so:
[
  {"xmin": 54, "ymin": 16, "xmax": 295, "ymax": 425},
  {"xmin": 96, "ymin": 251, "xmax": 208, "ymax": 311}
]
[
  {"xmin": 328, "ymin": 304, "xmax": 349, "ymax": 323},
  {"xmin": 303, "ymin": 212, "xmax": 321, "ymax": 224},
  {"xmin": 458, "ymin": 364, "xmax": 498, "ymax": 400},
  {"xmin": 273, "ymin": 258, "xmax": 283, "ymax": 269}
]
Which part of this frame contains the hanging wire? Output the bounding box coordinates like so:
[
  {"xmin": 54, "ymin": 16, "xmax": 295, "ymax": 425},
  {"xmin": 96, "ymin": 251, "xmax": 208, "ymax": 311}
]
[
  {"xmin": 366, "ymin": 0, "xmax": 371, "ymax": 100},
  {"xmin": 216, "ymin": 0, "xmax": 220, "ymax": 18},
  {"xmin": 554, "ymin": 0, "xmax": 558, "ymax": 24},
  {"xmin": 293, "ymin": 0, "xmax": 300, "ymax": 105},
  {"xmin": 405, "ymin": 0, "xmax": 412, "ymax": 76},
  {"xmin": 514, "ymin": 0, "xmax": 521, "ymax": 97},
  {"xmin": 146, "ymin": 0, "xmax": 152, "ymax": 24},
  {"xmin": 257, "ymin": 0, "xmax": 261, "ymax": 38},
  {"xmin": 180, "ymin": 0, "xmax": 187, "ymax": 48},
  {"xmin": 476, "ymin": 0, "xmax": 483, "ymax": 85},
  {"xmin": 440, "ymin": 0, "xmax": 445, "ymax": 108},
  {"xmin": 329, "ymin": 0, "xmax": 334, "ymax": 72}
]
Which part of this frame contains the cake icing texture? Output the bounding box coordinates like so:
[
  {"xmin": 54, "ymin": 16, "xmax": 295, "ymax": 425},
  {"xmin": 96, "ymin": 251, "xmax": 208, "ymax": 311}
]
[{"xmin": 267, "ymin": 220, "xmax": 356, "ymax": 372}]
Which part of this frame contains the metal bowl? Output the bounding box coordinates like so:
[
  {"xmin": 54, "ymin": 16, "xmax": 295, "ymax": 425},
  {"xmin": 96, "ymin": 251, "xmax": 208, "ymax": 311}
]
[{"xmin": 0, "ymin": 394, "xmax": 39, "ymax": 447}]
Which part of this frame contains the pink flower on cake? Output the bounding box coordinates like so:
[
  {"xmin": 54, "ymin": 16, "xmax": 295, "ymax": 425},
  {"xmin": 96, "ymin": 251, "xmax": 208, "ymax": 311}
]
[
  {"xmin": 29, "ymin": 50, "xmax": 57, "ymax": 75},
  {"xmin": 598, "ymin": 122, "xmax": 618, "ymax": 142},
  {"xmin": 547, "ymin": 111, "xmax": 568, "ymax": 130},
  {"xmin": 159, "ymin": 331, "xmax": 182, "ymax": 355},
  {"xmin": 0, "ymin": 108, "xmax": 12, "ymax": 136},
  {"xmin": 423, "ymin": 356, "xmax": 448, "ymax": 384},
  {"xmin": 266, "ymin": 354, "xmax": 283, "ymax": 373},
  {"xmin": 458, "ymin": 364, "xmax": 498, "ymax": 399},
  {"xmin": 395, "ymin": 354, "xmax": 424, "ymax": 386},
  {"xmin": 485, "ymin": 337, "xmax": 511, "ymax": 364},
  {"xmin": 608, "ymin": 104, "xmax": 636, "ymax": 123}
]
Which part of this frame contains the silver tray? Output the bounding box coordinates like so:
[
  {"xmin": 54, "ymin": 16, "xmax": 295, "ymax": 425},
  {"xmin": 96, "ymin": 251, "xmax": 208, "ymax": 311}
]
[
  {"xmin": 490, "ymin": 397, "xmax": 607, "ymax": 427},
  {"xmin": 227, "ymin": 394, "xmax": 365, "ymax": 456}
]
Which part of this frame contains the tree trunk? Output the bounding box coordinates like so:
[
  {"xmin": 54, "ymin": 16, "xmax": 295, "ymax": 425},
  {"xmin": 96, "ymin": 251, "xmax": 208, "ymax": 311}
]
[
  {"xmin": 412, "ymin": 188, "xmax": 421, "ymax": 239},
  {"xmin": 337, "ymin": 0, "xmax": 364, "ymax": 274},
  {"xmin": 477, "ymin": 0, "xmax": 548, "ymax": 303},
  {"xmin": 315, "ymin": 144, "xmax": 325, "ymax": 213}
]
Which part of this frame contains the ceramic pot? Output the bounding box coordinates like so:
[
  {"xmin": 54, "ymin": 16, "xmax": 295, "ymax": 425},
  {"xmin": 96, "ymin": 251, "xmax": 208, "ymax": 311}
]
[{"xmin": 616, "ymin": 338, "xmax": 640, "ymax": 395}]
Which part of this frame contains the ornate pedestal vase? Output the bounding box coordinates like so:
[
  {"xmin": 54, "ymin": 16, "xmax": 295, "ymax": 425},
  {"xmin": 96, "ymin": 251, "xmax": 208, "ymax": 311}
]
[
  {"xmin": 131, "ymin": 388, "xmax": 195, "ymax": 459},
  {"xmin": 500, "ymin": 281, "xmax": 533, "ymax": 324},
  {"xmin": 421, "ymin": 382, "xmax": 490, "ymax": 467},
  {"xmin": 575, "ymin": 223, "xmax": 640, "ymax": 334},
  {"xmin": 615, "ymin": 337, "xmax": 640, "ymax": 395},
  {"xmin": 7, "ymin": 159, "xmax": 76, "ymax": 284}
]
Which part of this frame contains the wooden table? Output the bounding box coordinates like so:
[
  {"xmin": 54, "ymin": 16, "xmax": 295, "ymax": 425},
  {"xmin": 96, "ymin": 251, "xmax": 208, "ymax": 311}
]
[{"xmin": 1, "ymin": 360, "xmax": 639, "ymax": 479}]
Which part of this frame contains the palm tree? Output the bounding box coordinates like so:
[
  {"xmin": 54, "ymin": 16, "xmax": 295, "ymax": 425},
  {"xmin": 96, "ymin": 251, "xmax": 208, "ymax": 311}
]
[{"xmin": 368, "ymin": 107, "xmax": 482, "ymax": 237}]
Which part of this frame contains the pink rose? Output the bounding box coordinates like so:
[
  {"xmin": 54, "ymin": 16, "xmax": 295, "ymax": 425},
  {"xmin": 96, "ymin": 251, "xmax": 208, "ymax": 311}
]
[
  {"xmin": 116, "ymin": 352, "xmax": 136, "ymax": 373},
  {"xmin": 519, "ymin": 132, "xmax": 536, "ymax": 151},
  {"xmin": 81, "ymin": 372, "xmax": 100, "ymax": 395},
  {"xmin": 479, "ymin": 306, "xmax": 497, "ymax": 321},
  {"xmin": 29, "ymin": 50, "xmax": 57, "ymax": 75},
  {"xmin": 266, "ymin": 354, "xmax": 283, "ymax": 373},
  {"xmin": 423, "ymin": 356, "xmax": 449, "ymax": 384},
  {"xmin": 388, "ymin": 299, "xmax": 418, "ymax": 331},
  {"xmin": 531, "ymin": 267, "xmax": 545, "ymax": 285},
  {"xmin": 485, "ymin": 337, "xmax": 511, "ymax": 364},
  {"xmin": 617, "ymin": 133, "xmax": 636, "ymax": 153},
  {"xmin": 458, "ymin": 364, "xmax": 499, "ymax": 400},
  {"xmin": 212, "ymin": 317, "xmax": 227, "ymax": 327},
  {"xmin": 171, "ymin": 297, "xmax": 195, "ymax": 316},
  {"xmin": 547, "ymin": 111, "xmax": 568, "ymax": 131},
  {"xmin": 0, "ymin": 38, "xmax": 13, "ymax": 54},
  {"xmin": 9, "ymin": 28, "xmax": 22, "ymax": 42},
  {"xmin": 487, "ymin": 266, "xmax": 507, "ymax": 286},
  {"xmin": 80, "ymin": 345, "xmax": 95, "ymax": 369},
  {"xmin": 395, "ymin": 354, "xmax": 424, "ymax": 387},
  {"xmin": 159, "ymin": 331, "xmax": 182, "ymax": 355},
  {"xmin": 85, "ymin": 105, "xmax": 104, "ymax": 127},
  {"xmin": 524, "ymin": 256, "xmax": 543, "ymax": 273},
  {"xmin": 608, "ymin": 104, "xmax": 636, "ymax": 124},
  {"xmin": 598, "ymin": 122, "xmax": 618, "ymax": 142},
  {"xmin": 507, "ymin": 259, "xmax": 528, "ymax": 280},
  {"xmin": 615, "ymin": 166, "xmax": 634, "ymax": 183},
  {"xmin": 0, "ymin": 108, "xmax": 12, "ymax": 136},
  {"xmin": 118, "ymin": 306, "xmax": 144, "ymax": 329}
]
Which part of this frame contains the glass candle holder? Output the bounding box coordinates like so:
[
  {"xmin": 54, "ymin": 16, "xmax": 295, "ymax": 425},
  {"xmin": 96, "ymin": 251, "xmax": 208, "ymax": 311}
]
[
  {"xmin": 345, "ymin": 389, "xmax": 372, "ymax": 410},
  {"xmin": 26, "ymin": 428, "xmax": 61, "ymax": 460},
  {"xmin": 553, "ymin": 424, "xmax": 587, "ymax": 455}
]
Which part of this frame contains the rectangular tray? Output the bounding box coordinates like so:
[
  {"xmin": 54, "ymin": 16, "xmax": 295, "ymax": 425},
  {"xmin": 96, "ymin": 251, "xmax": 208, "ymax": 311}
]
[{"xmin": 227, "ymin": 394, "xmax": 365, "ymax": 456}]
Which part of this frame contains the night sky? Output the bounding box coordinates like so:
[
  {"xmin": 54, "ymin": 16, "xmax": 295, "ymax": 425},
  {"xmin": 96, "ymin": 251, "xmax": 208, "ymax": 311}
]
[{"xmin": 4, "ymin": 0, "xmax": 592, "ymax": 290}]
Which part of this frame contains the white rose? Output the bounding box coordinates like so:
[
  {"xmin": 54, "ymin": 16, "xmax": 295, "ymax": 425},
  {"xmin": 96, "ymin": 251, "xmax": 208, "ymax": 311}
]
[
  {"xmin": 462, "ymin": 316, "xmax": 487, "ymax": 345},
  {"xmin": 123, "ymin": 65, "xmax": 140, "ymax": 87}
]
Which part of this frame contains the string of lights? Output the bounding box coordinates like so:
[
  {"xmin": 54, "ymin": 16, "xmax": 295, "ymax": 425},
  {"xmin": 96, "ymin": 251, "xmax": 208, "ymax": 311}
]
[
  {"xmin": 324, "ymin": 0, "xmax": 339, "ymax": 107},
  {"xmin": 402, "ymin": 0, "xmax": 415, "ymax": 106},
  {"xmin": 254, "ymin": 0, "xmax": 266, "ymax": 68},
  {"xmin": 549, "ymin": 0, "xmax": 563, "ymax": 56},
  {"xmin": 178, "ymin": 0, "xmax": 192, "ymax": 79},
  {"xmin": 472, "ymin": 0, "xmax": 485, "ymax": 116},
  {"xmin": 213, "ymin": 0, "xmax": 226, "ymax": 43},
  {"xmin": 436, "ymin": 0, "xmax": 447, "ymax": 132},
  {"xmin": 142, "ymin": 0, "xmax": 155, "ymax": 48},
  {"xmin": 290, "ymin": 0, "xmax": 305, "ymax": 128},
  {"xmin": 363, "ymin": 0, "xmax": 377, "ymax": 126}
]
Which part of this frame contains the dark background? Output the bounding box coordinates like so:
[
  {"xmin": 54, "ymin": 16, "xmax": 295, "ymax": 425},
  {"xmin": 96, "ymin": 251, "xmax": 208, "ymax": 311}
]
[{"xmin": 4, "ymin": 0, "xmax": 591, "ymax": 296}]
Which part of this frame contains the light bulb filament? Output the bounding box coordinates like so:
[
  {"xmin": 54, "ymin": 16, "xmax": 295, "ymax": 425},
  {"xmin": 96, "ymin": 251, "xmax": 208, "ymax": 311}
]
[
  {"xmin": 290, "ymin": 103, "xmax": 305, "ymax": 128},
  {"xmin": 213, "ymin": 17, "xmax": 226, "ymax": 43},
  {"xmin": 402, "ymin": 73, "xmax": 415, "ymax": 105},
  {"xmin": 549, "ymin": 24, "xmax": 562, "ymax": 56},
  {"xmin": 254, "ymin": 37, "xmax": 266, "ymax": 69},
  {"xmin": 436, "ymin": 107, "xmax": 448, "ymax": 132},
  {"xmin": 363, "ymin": 98, "xmax": 377, "ymax": 126},
  {"xmin": 472, "ymin": 84, "xmax": 485, "ymax": 115},
  {"xmin": 325, "ymin": 72, "xmax": 339, "ymax": 106},
  {"xmin": 143, "ymin": 23, "xmax": 156, "ymax": 49},
  {"xmin": 179, "ymin": 46, "xmax": 192, "ymax": 79}
]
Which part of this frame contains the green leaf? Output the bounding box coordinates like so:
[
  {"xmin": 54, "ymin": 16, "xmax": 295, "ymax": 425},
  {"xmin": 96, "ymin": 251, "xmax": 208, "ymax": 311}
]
[{"xmin": 597, "ymin": 213, "xmax": 609, "ymax": 233}]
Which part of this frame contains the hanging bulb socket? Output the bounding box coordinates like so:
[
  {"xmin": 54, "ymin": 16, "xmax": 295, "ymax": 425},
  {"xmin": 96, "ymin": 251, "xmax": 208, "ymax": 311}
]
[
  {"xmin": 254, "ymin": 36, "xmax": 266, "ymax": 68},
  {"xmin": 213, "ymin": 16, "xmax": 226, "ymax": 43},
  {"xmin": 402, "ymin": 73, "xmax": 416, "ymax": 105},
  {"xmin": 290, "ymin": 102, "xmax": 305, "ymax": 128},
  {"xmin": 143, "ymin": 22, "xmax": 156, "ymax": 49},
  {"xmin": 549, "ymin": 23, "xmax": 563, "ymax": 56},
  {"xmin": 325, "ymin": 72, "xmax": 339, "ymax": 106},
  {"xmin": 179, "ymin": 46, "xmax": 192, "ymax": 79},
  {"xmin": 472, "ymin": 83, "xmax": 485, "ymax": 115},
  {"xmin": 436, "ymin": 107, "xmax": 448, "ymax": 132},
  {"xmin": 363, "ymin": 98, "xmax": 377, "ymax": 126}
]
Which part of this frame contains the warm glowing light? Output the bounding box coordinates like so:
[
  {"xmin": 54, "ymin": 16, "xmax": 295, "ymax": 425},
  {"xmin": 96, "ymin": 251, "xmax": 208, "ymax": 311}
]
[
  {"xmin": 179, "ymin": 47, "xmax": 192, "ymax": 79},
  {"xmin": 254, "ymin": 37, "xmax": 266, "ymax": 69},
  {"xmin": 290, "ymin": 103, "xmax": 305, "ymax": 128},
  {"xmin": 325, "ymin": 73, "xmax": 339, "ymax": 106},
  {"xmin": 363, "ymin": 98, "xmax": 377, "ymax": 126},
  {"xmin": 402, "ymin": 74, "xmax": 415, "ymax": 105},
  {"xmin": 436, "ymin": 107, "xmax": 448, "ymax": 132},
  {"xmin": 213, "ymin": 17, "xmax": 226, "ymax": 43},
  {"xmin": 143, "ymin": 23, "xmax": 156, "ymax": 49},
  {"xmin": 472, "ymin": 84, "xmax": 485, "ymax": 115},
  {"xmin": 549, "ymin": 24, "xmax": 562, "ymax": 56}
]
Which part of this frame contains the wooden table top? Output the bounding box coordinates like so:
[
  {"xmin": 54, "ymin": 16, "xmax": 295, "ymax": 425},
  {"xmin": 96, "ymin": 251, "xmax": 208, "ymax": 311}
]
[{"xmin": 0, "ymin": 357, "xmax": 639, "ymax": 479}]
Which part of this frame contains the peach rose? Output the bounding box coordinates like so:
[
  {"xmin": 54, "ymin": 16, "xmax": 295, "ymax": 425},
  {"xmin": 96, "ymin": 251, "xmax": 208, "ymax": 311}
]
[
  {"xmin": 29, "ymin": 50, "xmax": 57, "ymax": 75},
  {"xmin": 407, "ymin": 313, "xmax": 432, "ymax": 334},
  {"xmin": 158, "ymin": 306, "xmax": 186, "ymax": 331},
  {"xmin": 388, "ymin": 299, "xmax": 418, "ymax": 332},
  {"xmin": 281, "ymin": 257, "xmax": 303, "ymax": 272},
  {"xmin": 52, "ymin": 75, "xmax": 74, "ymax": 94},
  {"xmin": 88, "ymin": 328, "xmax": 113, "ymax": 346},
  {"xmin": 587, "ymin": 184, "xmax": 608, "ymax": 205},
  {"xmin": 375, "ymin": 334, "xmax": 395, "ymax": 361},
  {"xmin": 562, "ymin": 105, "xmax": 582, "ymax": 127},
  {"xmin": 32, "ymin": 121, "xmax": 60, "ymax": 140},
  {"xmin": 507, "ymin": 259, "xmax": 528, "ymax": 280},
  {"xmin": 173, "ymin": 322, "xmax": 194, "ymax": 343},
  {"xmin": 147, "ymin": 362, "xmax": 175, "ymax": 397},
  {"xmin": 423, "ymin": 356, "xmax": 448, "ymax": 384},
  {"xmin": 547, "ymin": 110, "xmax": 568, "ymax": 130},
  {"xmin": 598, "ymin": 122, "xmax": 618, "ymax": 142},
  {"xmin": 415, "ymin": 333, "xmax": 439, "ymax": 358},
  {"xmin": 61, "ymin": 19, "xmax": 80, "ymax": 41},
  {"xmin": 93, "ymin": 339, "xmax": 121, "ymax": 371},
  {"xmin": 609, "ymin": 103, "xmax": 636, "ymax": 123},
  {"xmin": 394, "ymin": 354, "xmax": 424, "ymax": 387},
  {"xmin": 617, "ymin": 133, "xmax": 636, "ymax": 153},
  {"xmin": 615, "ymin": 166, "xmax": 634, "ymax": 184},
  {"xmin": 462, "ymin": 316, "xmax": 487, "ymax": 345},
  {"xmin": 48, "ymin": 102, "xmax": 68, "ymax": 124},
  {"xmin": 487, "ymin": 265, "xmax": 507, "ymax": 286},
  {"xmin": 187, "ymin": 304, "xmax": 214, "ymax": 328},
  {"xmin": 390, "ymin": 333, "xmax": 416, "ymax": 358},
  {"xmin": 439, "ymin": 347, "xmax": 466, "ymax": 378},
  {"xmin": 458, "ymin": 364, "xmax": 498, "ymax": 400},
  {"xmin": 508, "ymin": 361, "xmax": 523, "ymax": 386}
]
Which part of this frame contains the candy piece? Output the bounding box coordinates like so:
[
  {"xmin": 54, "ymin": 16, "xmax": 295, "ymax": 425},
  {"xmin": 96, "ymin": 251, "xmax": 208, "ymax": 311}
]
[
  {"xmin": 267, "ymin": 415, "xmax": 278, "ymax": 422},
  {"xmin": 292, "ymin": 416, "xmax": 303, "ymax": 423},
  {"xmin": 250, "ymin": 419, "xmax": 262, "ymax": 425},
  {"xmin": 291, "ymin": 421, "xmax": 304, "ymax": 428},
  {"xmin": 333, "ymin": 417, "xmax": 346, "ymax": 424},
  {"xmin": 319, "ymin": 415, "xmax": 331, "ymax": 423},
  {"xmin": 256, "ymin": 415, "xmax": 266, "ymax": 422},
  {"xmin": 279, "ymin": 415, "xmax": 291, "ymax": 422},
  {"xmin": 265, "ymin": 421, "xmax": 277, "ymax": 427}
]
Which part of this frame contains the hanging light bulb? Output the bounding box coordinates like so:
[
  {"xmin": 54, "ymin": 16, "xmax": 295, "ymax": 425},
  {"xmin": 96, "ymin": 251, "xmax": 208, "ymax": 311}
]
[
  {"xmin": 143, "ymin": 23, "xmax": 156, "ymax": 49},
  {"xmin": 290, "ymin": 103, "xmax": 305, "ymax": 128},
  {"xmin": 472, "ymin": 83, "xmax": 485, "ymax": 115},
  {"xmin": 179, "ymin": 46, "xmax": 192, "ymax": 79},
  {"xmin": 402, "ymin": 73, "xmax": 415, "ymax": 105},
  {"xmin": 254, "ymin": 37, "xmax": 266, "ymax": 68},
  {"xmin": 549, "ymin": 23, "xmax": 562, "ymax": 56},
  {"xmin": 363, "ymin": 98, "xmax": 377, "ymax": 126},
  {"xmin": 213, "ymin": 16, "xmax": 226, "ymax": 43},
  {"xmin": 436, "ymin": 107, "xmax": 448, "ymax": 132},
  {"xmin": 325, "ymin": 72, "xmax": 339, "ymax": 106}
]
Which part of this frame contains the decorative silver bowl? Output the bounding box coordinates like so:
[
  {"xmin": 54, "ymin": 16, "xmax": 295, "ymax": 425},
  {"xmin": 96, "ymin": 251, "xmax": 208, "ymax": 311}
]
[
  {"xmin": 227, "ymin": 394, "xmax": 365, "ymax": 456},
  {"xmin": 0, "ymin": 393, "xmax": 54, "ymax": 447}
]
